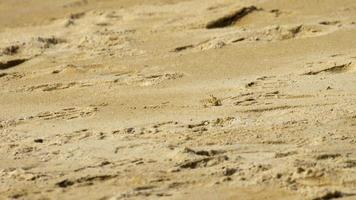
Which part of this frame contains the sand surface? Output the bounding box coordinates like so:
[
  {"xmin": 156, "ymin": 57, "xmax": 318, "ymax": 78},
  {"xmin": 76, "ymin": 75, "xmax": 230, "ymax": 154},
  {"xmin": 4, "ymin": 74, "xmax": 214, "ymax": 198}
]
[{"xmin": 1, "ymin": 0, "xmax": 356, "ymax": 199}]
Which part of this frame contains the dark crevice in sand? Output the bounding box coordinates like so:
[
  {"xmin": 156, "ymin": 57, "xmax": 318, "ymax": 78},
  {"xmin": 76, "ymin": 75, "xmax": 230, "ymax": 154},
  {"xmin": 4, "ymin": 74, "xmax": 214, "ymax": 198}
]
[
  {"xmin": 0, "ymin": 72, "xmax": 7, "ymax": 78},
  {"xmin": 312, "ymin": 191, "xmax": 354, "ymax": 200},
  {"xmin": 56, "ymin": 174, "xmax": 118, "ymax": 188},
  {"xmin": 206, "ymin": 6, "xmax": 259, "ymax": 29},
  {"xmin": 303, "ymin": 62, "xmax": 353, "ymax": 75},
  {"xmin": 172, "ymin": 44, "xmax": 194, "ymax": 52},
  {"xmin": 0, "ymin": 58, "xmax": 29, "ymax": 70}
]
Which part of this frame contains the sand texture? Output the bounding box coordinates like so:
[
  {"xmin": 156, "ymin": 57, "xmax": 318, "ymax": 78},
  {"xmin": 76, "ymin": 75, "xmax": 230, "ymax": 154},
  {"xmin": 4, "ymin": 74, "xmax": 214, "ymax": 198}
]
[{"xmin": 1, "ymin": 0, "xmax": 356, "ymax": 199}]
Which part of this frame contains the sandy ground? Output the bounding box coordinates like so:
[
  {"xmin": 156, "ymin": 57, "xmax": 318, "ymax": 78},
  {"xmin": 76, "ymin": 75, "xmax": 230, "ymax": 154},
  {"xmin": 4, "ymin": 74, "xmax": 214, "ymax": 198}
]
[{"xmin": 1, "ymin": 0, "xmax": 356, "ymax": 199}]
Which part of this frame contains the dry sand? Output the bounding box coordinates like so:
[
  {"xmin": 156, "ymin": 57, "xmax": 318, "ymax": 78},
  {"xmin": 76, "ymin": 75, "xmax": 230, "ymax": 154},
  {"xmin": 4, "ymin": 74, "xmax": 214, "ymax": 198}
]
[{"xmin": 1, "ymin": 0, "xmax": 356, "ymax": 199}]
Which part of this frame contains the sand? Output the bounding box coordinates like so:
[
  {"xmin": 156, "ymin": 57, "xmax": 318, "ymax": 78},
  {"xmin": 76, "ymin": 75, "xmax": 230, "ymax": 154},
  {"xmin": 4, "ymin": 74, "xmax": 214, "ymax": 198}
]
[{"xmin": 1, "ymin": 0, "xmax": 356, "ymax": 199}]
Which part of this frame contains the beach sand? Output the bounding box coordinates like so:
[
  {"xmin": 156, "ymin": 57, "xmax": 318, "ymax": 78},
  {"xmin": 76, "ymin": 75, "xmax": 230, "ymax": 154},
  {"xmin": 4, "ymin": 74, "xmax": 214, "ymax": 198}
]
[{"xmin": 1, "ymin": 0, "xmax": 356, "ymax": 199}]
